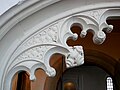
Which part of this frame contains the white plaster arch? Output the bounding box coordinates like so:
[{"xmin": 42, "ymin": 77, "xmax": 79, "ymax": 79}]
[
  {"xmin": 0, "ymin": 1, "xmax": 120, "ymax": 90},
  {"xmin": 0, "ymin": 0, "xmax": 27, "ymax": 16}
]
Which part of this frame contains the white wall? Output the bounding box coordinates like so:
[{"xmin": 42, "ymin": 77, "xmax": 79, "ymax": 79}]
[{"xmin": 0, "ymin": 0, "xmax": 25, "ymax": 16}]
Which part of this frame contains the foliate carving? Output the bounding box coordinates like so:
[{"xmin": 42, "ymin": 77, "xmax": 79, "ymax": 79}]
[
  {"xmin": 5, "ymin": 22, "xmax": 60, "ymax": 85},
  {"xmin": 71, "ymin": 9, "xmax": 114, "ymax": 44},
  {"xmin": 23, "ymin": 23, "xmax": 58, "ymax": 48},
  {"xmin": 89, "ymin": 9, "xmax": 106, "ymax": 21},
  {"xmin": 66, "ymin": 46, "xmax": 84, "ymax": 68},
  {"xmin": 9, "ymin": 18, "xmax": 84, "ymax": 79},
  {"xmin": 17, "ymin": 46, "xmax": 46, "ymax": 61},
  {"xmin": 3, "ymin": 8, "xmax": 119, "ymax": 90}
]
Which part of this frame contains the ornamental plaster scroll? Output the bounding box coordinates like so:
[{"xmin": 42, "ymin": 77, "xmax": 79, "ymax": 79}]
[
  {"xmin": 6, "ymin": 21, "xmax": 84, "ymax": 77},
  {"xmin": 59, "ymin": 9, "xmax": 114, "ymax": 45},
  {"xmin": 2, "ymin": 8, "xmax": 119, "ymax": 90},
  {"xmin": 66, "ymin": 46, "xmax": 84, "ymax": 68},
  {"xmin": 79, "ymin": 9, "xmax": 114, "ymax": 44},
  {"xmin": 3, "ymin": 20, "xmax": 84, "ymax": 90}
]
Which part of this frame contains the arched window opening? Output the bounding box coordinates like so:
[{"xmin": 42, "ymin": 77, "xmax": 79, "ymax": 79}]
[
  {"xmin": 107, "ymin": 77, "xmax": 113, "ymax": 90},
  {"xmin": 44, "ymin": 53, "xmax": 66, "ymax": 90},
  {"xmin": 12, "ymin": 71, "xmax": 31, "ymax": 90}
]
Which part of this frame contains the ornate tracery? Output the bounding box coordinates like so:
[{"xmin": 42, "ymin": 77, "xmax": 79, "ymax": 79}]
[{"xmin": 0, "ymin": 1, "xmax": 120, "ymax": 90}]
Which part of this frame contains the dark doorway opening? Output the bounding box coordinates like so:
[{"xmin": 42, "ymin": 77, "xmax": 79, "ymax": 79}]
[{"xmin": 57, "ymin": 65, "xmax": 113, "ymax": 90}]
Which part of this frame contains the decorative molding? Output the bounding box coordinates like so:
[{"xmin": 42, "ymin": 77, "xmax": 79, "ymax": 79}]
[
  {"xmin": 2, "ymin": 19, "xmax": 84, "ymax": 90},
  {"xmin": 66, "ymin": 46, "xmax": 84, "ymax": 68},
  {"xmin": 0, "ymin": 2, "xmax": 120, "ymax": 90},
  {"xmin": 0, "ymin": 2, "xmax": 120, "ymax": 41},
  {"xmin": 70, "ymin": 9, "xmax": 114, "ymax": 44},
  {"xmin": 80, "ymin": 9, "xmax": 114, "ymax": 44},
  {"xmin": 0, "ymin": 0, "xmax": 61, "ymax": 41},
  {"xmin": 23, "ymin": 22, "xmax": 58, "ymax": 48}
]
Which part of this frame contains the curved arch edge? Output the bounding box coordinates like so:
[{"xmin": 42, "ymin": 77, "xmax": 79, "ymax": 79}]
[{"xmin": 1, "ymin": 2, "xmax": 120, "ymax": 90}]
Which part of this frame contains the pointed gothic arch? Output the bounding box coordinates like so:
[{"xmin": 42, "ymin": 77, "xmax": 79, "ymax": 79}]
[{"xmin": 0, "ymin": 1, "xmax": 120, "ymax": 90}]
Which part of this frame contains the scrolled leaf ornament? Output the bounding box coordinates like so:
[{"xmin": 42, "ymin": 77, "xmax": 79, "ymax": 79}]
[
  {"xmin": 2, "ymin": 7, "xmax": 119, "ymax": 90},
  {"xmin": 66, "ymin": 46, "xmax": 84, "ymax": 68}
]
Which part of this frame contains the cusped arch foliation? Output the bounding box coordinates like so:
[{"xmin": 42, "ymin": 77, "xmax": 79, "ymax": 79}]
[
  {"xmin": 2, "ymin": 15, "xmax": 85, "ymax": 90},
  {"xmin": 1, "ymin": 6, "xmax": 120, "ymax": 90}
]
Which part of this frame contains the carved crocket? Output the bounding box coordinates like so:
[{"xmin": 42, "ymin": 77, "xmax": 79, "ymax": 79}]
[{"xmin": 66, "ymin": 46, "xmax": 84, "ymax": 68}]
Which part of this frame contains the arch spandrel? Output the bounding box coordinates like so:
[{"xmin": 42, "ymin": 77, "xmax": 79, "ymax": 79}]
[
  {"xmin": 0, "ymin": 1, "xmax": 120, "ymax": 90},
  {"xmin": 2, "ymin": 16, "xmax": 85, "ymax": 90}
]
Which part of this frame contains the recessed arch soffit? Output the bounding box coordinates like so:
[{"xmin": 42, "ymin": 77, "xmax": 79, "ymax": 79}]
[{"xmin": 1, "ymin": 2, "xmax": 120, "ymax": 90}]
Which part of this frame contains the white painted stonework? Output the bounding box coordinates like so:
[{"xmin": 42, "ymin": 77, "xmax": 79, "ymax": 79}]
[{"xmin": 0, "ymin": 0, "xmax": 120, "ymax": 90}]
